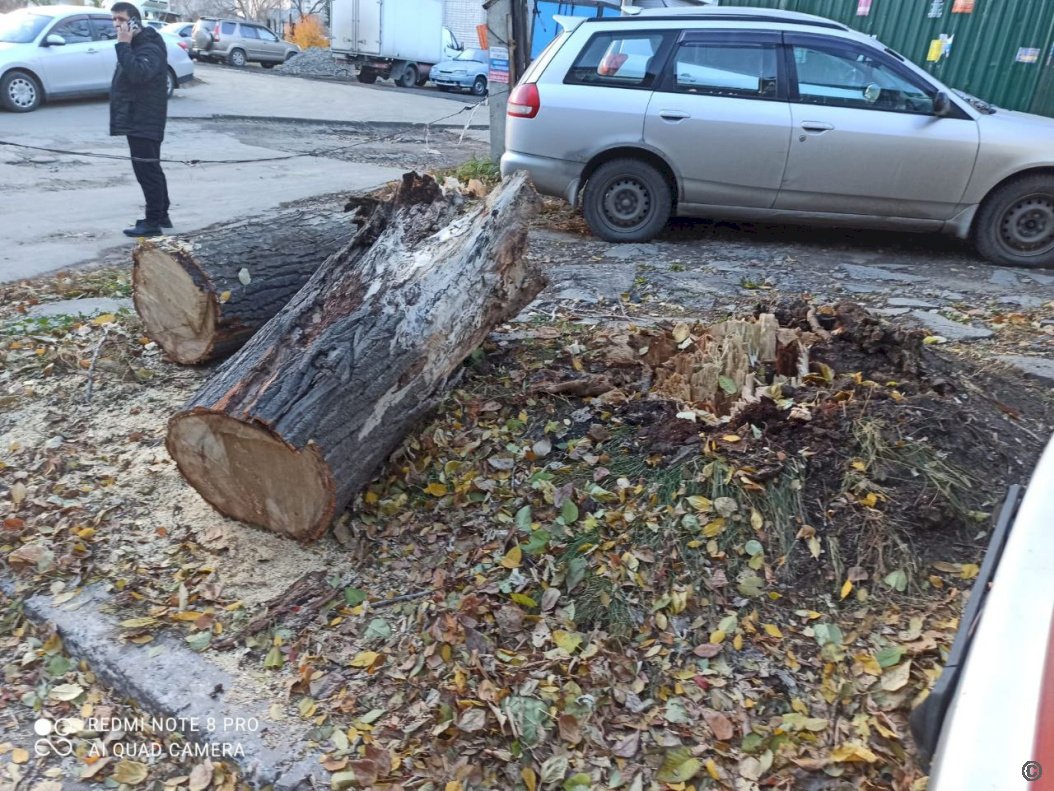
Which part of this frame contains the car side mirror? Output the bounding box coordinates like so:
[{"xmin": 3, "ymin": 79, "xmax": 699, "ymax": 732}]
[
  {"xmin": 44, "ymin": 34, "xmax": 67, "ymax": 46},
  {"xmin": 933, "ymin": 91, "xmax": 951, "ymax": 117}
]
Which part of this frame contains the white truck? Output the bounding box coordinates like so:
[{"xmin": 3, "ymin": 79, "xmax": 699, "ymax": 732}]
[{"xmin": 331, "ymin": 0, "xmax": 462, "ymax": 87}]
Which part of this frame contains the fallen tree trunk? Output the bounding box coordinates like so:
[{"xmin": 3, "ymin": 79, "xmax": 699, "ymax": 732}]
[
  {"xmin": 132, "ymin": 197, "xmax": 381, "ymax": 364},
  {"xmin": 166, "ymin": 172, "xmax": 543, "ymax": 541}
]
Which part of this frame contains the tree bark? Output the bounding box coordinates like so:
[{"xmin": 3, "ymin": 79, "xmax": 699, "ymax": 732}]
[
  {"xmin": 132, "ymin": 197, "xmax": 380, "ymax": 364},
  {"xmin": 166, "ymin": 172, "xmax": 543, "ymax": 541}
]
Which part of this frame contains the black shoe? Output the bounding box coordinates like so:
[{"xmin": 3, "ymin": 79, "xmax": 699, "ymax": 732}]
[
  {"xmin": 137, "ymin": 215, "xmax": 172, "ymax": 229},
  {"xmin": 124, "ymin": 222, "xmax": 163, "ymax": 237}
]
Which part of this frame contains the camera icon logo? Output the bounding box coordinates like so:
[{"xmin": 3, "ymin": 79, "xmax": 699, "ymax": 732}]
[{"xmin": 33, "ymin": 718, "xmax": 75, "ymax": 757}]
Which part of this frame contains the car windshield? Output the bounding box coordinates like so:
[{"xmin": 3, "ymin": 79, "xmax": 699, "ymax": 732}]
[
  {"xmin": 456, "ymin": 48, "xmax": 486, "ymax": 62},
  {"xmin": 0, "ymin": 11, "xmax": 50, "ymax": 43},
  {"xmin": 953, "ymin": 88, "xmax": 997, "ymax": 114}
]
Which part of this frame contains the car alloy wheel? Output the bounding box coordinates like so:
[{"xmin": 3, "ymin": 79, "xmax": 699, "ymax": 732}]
[
  {"xmin": 7, "ymin": 75, "xmax": 38, "ymax": 110},
  {"xmin": 230, "ymin": 49, "xmax": 246, "ymax": 67},
  {"xmin": 999, "ymin": 194, "xmax": 1054, "ymax": 256}
]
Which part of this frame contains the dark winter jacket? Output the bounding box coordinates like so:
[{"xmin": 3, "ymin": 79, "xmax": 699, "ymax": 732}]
[{"xmin": 109, "ymin": 26, "xmax": 168, "ymax": 141}]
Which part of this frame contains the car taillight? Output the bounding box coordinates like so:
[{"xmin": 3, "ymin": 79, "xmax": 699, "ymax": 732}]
[
  {"xmin": 1031, "ymin": 610, "xmax": 1054, "ymax": 790},
  {"xmin": 213, "ymin": 23, "xmax": 220, "ymax": 41},
  {"xmin": 177, "ymin": 40, "xmax": 188, "ymax": 51},
  {"xmin": 507, "ymin": 83, "xmax": 539, "ymax": 119}
]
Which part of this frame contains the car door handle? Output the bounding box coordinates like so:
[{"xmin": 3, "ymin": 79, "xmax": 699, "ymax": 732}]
[
  {"xmin": 87, "ymin": 48, "xmax": 98, "ymax": 53},
  {"xmin": 801, "ymin": 121, "xmax": 834, "ymax": 132},
  {"xmin": 659, "ymin": 110, "xmax": 690, "ymax": 122}
]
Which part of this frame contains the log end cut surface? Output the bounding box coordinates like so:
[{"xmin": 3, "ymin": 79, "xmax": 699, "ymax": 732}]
[
  {"xmin": 167, "ymin": 411, "xmax": 335, "ymax": 540},
  {"xmin": 133, "ymin": 247, "xmax": 216, "ymax": 364}
]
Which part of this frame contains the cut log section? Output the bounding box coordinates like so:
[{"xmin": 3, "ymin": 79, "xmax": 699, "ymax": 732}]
[
  {"xmin": 132, "ymin": 197, "xmax": 382, "ymax": 364},
  {"xmin": 167, "ymin": 172, "xmax": 544, "ymax": 541}
]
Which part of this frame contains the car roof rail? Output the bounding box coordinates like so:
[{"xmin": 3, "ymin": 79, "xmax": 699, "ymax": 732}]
[{"xmin": 589, "ymin": 9, "xmax": 849, "ymax": 32}]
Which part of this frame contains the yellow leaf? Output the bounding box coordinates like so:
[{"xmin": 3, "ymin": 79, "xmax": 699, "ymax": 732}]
[
  {"xmin": 424, "ymin": 482, "xmax": 447, "ymax": 497},
  {"xmin": 808, "ymin": 536, "xmax": 822, "ymax": 559},
  {"xmin": 960, "ymin": 563, "xmax": 980, "ymax": 580},
  {"xmin": 444, "ymin": 783, "xmax": 462, "ymax": 791},
  {"xmin": 703, "ymin": 518, "xmax": 726, "ymax": 538},
  {"xmin": 709, "ymin": 629, "xmax": 726, "ymax": 644},
  {"xmin": 218, "ymin": 291, "xmax": 231, "ymax": 304},
  {"xmin": 763, "ymin": 623, "xmax": 783, "ymax": 639},
  {"xmin": 929, "ymin": 575, "xmax": 945, "ymax": 588},
  {"xmin": 750, "ymin": 508, "xmax": 763, "ymax": 531},
  {"xmin": 705, "ymin": 759, "xmax": 720, "ymax": 780},
  {"xmin": 687, "ymin": 495, "xmax": 713, "ymax": 512},
  {"xmin": 830, "ymin": 742, "xmax": 879, "ymax": 764},
  {"xmin": 91, "ymin": 313, "xmax": 116, "ymax": 326},
  {"xmin": 11, "ymin": 748, "xmax": 29, "ymax": 764},
  {"xmin": 113, "ymin": 760, "xmax": 150, "ymax": 785},
  {"xmin": 171, "ymin": 611, "xmax": 206, "ymax": 622},
  {"xmin": 858, "ymin": 492, "xmax": 878, "ymax": 508},
  {"xmin": 553, "ymin": 630, "xmax": 583, "ymax": 654},
  {"xmin": 510, "ymin": 592, "xmax": 537, "ymax": 607},
  {"xmin": 500, "ymin": 545, "xmax": 522, "ymax": 569},
  {"xmin": 857, "ymin": 653, "xmax": 882, "ymax": 676},
  {"xmin": 721, "ymin": 434, "xmax": 741, "ymax": 443},
  {"xmin": 733, "ymin": 633, "xmax": 743, "ymax": 650},
  {"xmin": 840, "ymin": 579, "xmax": 853, "ymax": 600},
  {"xmin": 349, "ymin": 651, "xmax": 382, "ymax": 669},
  {"xmin": 521, "ymin": 768, "xmax": 537, "ymax": 791},
  {"xmin": 851, "ymin": 459, "xmax": 867, "ymax": 472}
]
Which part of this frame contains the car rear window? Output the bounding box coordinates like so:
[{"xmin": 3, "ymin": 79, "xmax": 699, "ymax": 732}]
[
  {"xmin": 521, "ymin": 30, "xmax": 570, "ymax": 84},
  {"xmin": 565, "ymin": 32, "xmax": 669, "ymax": 89}
]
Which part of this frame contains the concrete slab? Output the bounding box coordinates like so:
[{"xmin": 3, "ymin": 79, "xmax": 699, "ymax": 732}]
[
  {"xmin": 910, "ymin": 310, "xmax": 994, "ymax": 341},
  {"xmin": 886, "ymin": 297, "xmax": 937, "ymax": 308},
  {"xmin": 8, "ymin": 580, "xmax": 325, "ymax": 790},
  {"xmin": 839, "ymin": 263, "xmax": 925, "ymax": 283},
  {"xmin": 27, "ymin": 297, "xmax": 133, "ymax": 318},
  {"xmin": 997, "ymin": 355, "xmax": 1054, "ymax": 386}
]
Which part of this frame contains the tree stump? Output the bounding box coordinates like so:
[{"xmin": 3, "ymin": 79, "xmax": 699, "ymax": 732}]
[
  {"xmin": 166, "ymin": 172, "xmax": 543, "ymax": 541},
  {"xmin": 132, "ymin": 197, "xmax": 380, "ymax": 364}
]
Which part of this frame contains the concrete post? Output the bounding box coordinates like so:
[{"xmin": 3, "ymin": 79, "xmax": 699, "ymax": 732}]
[{"xmin": 485, "ymin": 0, "xmax": 512, "ymax": 164}]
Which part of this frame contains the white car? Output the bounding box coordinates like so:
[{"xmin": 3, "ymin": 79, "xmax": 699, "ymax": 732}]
[
  {"xmin": 912, "ymin": 432, "xmax": 1054, "ymax": 789},
  {"xmin": 0, "ymin": 5, "xmax": 194, "ymax": 113}
]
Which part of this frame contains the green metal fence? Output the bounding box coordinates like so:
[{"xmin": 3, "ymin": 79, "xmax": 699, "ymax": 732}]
[{"xmin": 719, "ymin": 0, "xmax": 1054, "ymax": 114}]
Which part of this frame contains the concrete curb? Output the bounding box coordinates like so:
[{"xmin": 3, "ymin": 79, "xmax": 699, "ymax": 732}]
[
  {"xmin": 1, "ymin": 574, "xmax": 324, "ymax": 790},
  {"xmin": 171, "ymin": 114, "xmax": 490, "ymax": 130}
]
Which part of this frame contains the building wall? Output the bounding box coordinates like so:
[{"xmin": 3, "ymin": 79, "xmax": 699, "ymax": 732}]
[{"xmin": 444, "ymin": 0, "xmax": 485, "ymax": 48}]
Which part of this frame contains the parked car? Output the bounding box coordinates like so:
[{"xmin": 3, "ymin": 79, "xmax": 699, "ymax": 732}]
[
  {"xmin": 144, "ymin": 20, "xmax": 165, "ymax": 30},
  {"xmin": 501, "ymin": 6, "xmax": 1054, "ymax": 268},
  {"xmin": 910, "ymin": 432, "xmax": 1054, "ymax": 789},
  {"xmin": 431, "ymin": 47, "xmax": 489, "ymax": 95},
  {"xmin": 0, "ymin": 5, "xmax": 194, "ymax": 113},
  {"xmin": 161, "ymin": 21, "xmax": 194, "ymax": 39},
  {"xmin": 190, "ymin": 18, "xmax": 299, "ymax": 68}
]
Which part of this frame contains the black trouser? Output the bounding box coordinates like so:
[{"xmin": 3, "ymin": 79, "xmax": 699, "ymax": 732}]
[{"xmin": 127, "ymin": 136, "xmax": 169, "ymax": 224}]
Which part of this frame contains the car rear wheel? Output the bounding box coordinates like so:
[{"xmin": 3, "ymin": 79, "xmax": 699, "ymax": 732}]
[
  {"xmin": 472, "ymin": 75, "xmax": 487, "ymax": 96},
  {"xmin": 228, "ymin": 48, "xmax": 247, "ymax": 67},
  {"xmin": 582, "ymin": 159, "xmax": 672, "ymax": 243},
  {"xmin": 1, "ymin": 70, "xmax": 42, "ymax": 113},
  {"xmin": 975, "ymin": 175, "xmax": 1054, "ymax": 268},
  {"xmin": 165, "ymin": 68, "xmax": 176, "ymax": 98},
  {"xmin": 395, "ymin": 64, "xmax": 417, "ymax": 88},
  {"xmin": 357, "ymin": 68, "xmax": 378, "ymax": 84},
  {"xmin": 261, "ymin": 62, "xmax": 275, "ymax": 69}
]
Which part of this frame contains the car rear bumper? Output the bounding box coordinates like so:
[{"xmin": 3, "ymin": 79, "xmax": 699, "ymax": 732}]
[{"xmin": 500, "ymin": 151, "xmax": 582, "ymax": 204}]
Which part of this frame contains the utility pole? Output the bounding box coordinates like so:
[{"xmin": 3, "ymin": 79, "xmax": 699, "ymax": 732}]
[{"xmin": 485, "ymin": 0, "xmax": 528, "ymax": 164}]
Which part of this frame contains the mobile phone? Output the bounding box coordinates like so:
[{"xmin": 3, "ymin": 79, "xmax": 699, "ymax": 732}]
[{"xmin": 127, "ymin": 18, "xmax": 140, "ymax": 32}]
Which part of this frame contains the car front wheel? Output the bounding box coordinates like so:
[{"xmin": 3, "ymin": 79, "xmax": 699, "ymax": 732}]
[
  {"xmin": 582, "ymin": 159, "xmax": 672, "ymax": 243},
  {"xmin": 975, "ymin": 175, "xmax": 1054, "ymax": 268},
  {"xmin": 1, "ymin": 70, "xmax": 42, "ymax": 113},
  {"xmin": 472, "ymin": 75, "xmax": 487, "ymax": 96}
]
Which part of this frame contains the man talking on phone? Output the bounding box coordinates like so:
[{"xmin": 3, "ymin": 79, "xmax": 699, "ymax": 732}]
[{"xmin": 110, "ymin": 2, "xmax": 171, "ymax": 237}]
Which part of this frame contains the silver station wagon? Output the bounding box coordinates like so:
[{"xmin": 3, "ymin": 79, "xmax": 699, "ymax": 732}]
[{"xmin": 501, "ymin": 7, "xmax": 1054, "ymax": 268}]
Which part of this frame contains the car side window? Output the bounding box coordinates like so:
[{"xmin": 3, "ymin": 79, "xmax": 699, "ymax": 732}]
[
  {"xmin": 89, "ymin": 16, "xmax": 117, "ymax": 41},
  {"xmin": 221, "ymin": 21, "xmax": 236, "ymax": 35},
  {"xmin": 240, "ymin": 25, "xmax": 258, "ymax": 39},
  {"xmin": 257, "ymin": 27, "xmax": 278, "ymax": 42},
  {"xmin": 791, "ymin": 41, "xmax": 935, "ymax": 114},
  {"xmin": 565, "ymin": 32, "xmax": 670, "ymax": 89},
  {"xmin": 665, "ymin": 40, "xmax": 778, "ymax": 99},
  {"xmin": 52, "ymin": 17, "xmax": 93, "ymax": 44}
]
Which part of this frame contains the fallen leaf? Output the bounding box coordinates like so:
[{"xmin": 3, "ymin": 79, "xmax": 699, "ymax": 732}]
[
  {"xmin": 657, "ymin": 747, "xmax": 701, "ymax": 783},
  {"xmin": 48, "ymin": 683, "xmax": 84, "ymax": 701},
  {"xmin": 458, "ymin": 708, "xmax": 487, "ymax": 733},
  {"xmin": 113, "ymin": 761, "xmax": 149, "ymax": 785},
  {"xmin": 188, "ymin": 762, "xmax": 212, "ymax": 791},
  {"xmin": 881, "ymin": 660, "xmax": 912, "ymax": 692},
  {"xmin": 558, "ymin": 713, "xmax": 582, "ymax": 745},
  {"xmin": 11, "ymin": 748, "xmax": 29, "ymax": 764},
  {"xmin": 424, "ymin": 482, "xmax": 447, "ymax": 497},
  {"xmin": 349, "ymin": 651, "xmax": 382, "ymax": 669},
  {"xmin": 612, "ymin": 731, "xmax": 640, "ymax": 758},
  {"xmin": 703, "ymin": 709, "xmax": 735, "ymax": 741},
  {"xmin": 500, "ymin": 545, "xmax": 522, "ymax": 569}
]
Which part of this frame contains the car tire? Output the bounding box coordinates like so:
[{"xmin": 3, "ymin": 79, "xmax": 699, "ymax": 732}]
[
  {"xmin": 165, "ymin": 68, "xmax": 176, "ymax": 99},
  {"xmin": 437, "ymin": 84, "xmax": 451, "ymax": 92},
  {"xmin": 228, "ymin": 48, "xmax": 247, "ymax": 67},
  {"xmin": 975, "ymin": 175, "xmax": 1054, "ymax": 268},
  {"xmin": 357, "ymin": 69, "xmax": 378, "ymax": 84},
  {"xmin": 285, "ymin": 51, "xmax": 297, "ymax": 62},
  {"xmin": 395, "ymin": 64, "xmax": 417, "ymax": 88},
  {"xmin": 1, "ymin": 70, "xmax": 42, "ymax": 113},
  {"xmin": 261, "ymin": 62, "xmax": 275, "ymax": 69},
  {"xmin": 582, "ymin": 159, "xmax": 672, "ymax": 243},
  {"xmin": 472, "ymin": 75, "xmax": 487, "ymax": 96}
]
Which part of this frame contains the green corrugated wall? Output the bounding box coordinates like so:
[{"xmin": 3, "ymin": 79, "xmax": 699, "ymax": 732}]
[{"xmin": 718, "ymin": 0, "xmax": 1054, "ymax": 114}]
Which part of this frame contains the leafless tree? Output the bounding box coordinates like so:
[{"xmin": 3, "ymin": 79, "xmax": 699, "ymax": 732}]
[
  {"xmin": 231, "ymin": 0, "xmax": 280, "ymax": 22},
  {"xmin": 288, "ymin": 0, "xmax": 326, "ymax": 20},
  {"xmin": 171, "ymin": 0, "xmax": 238, "ymax": 20}
]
